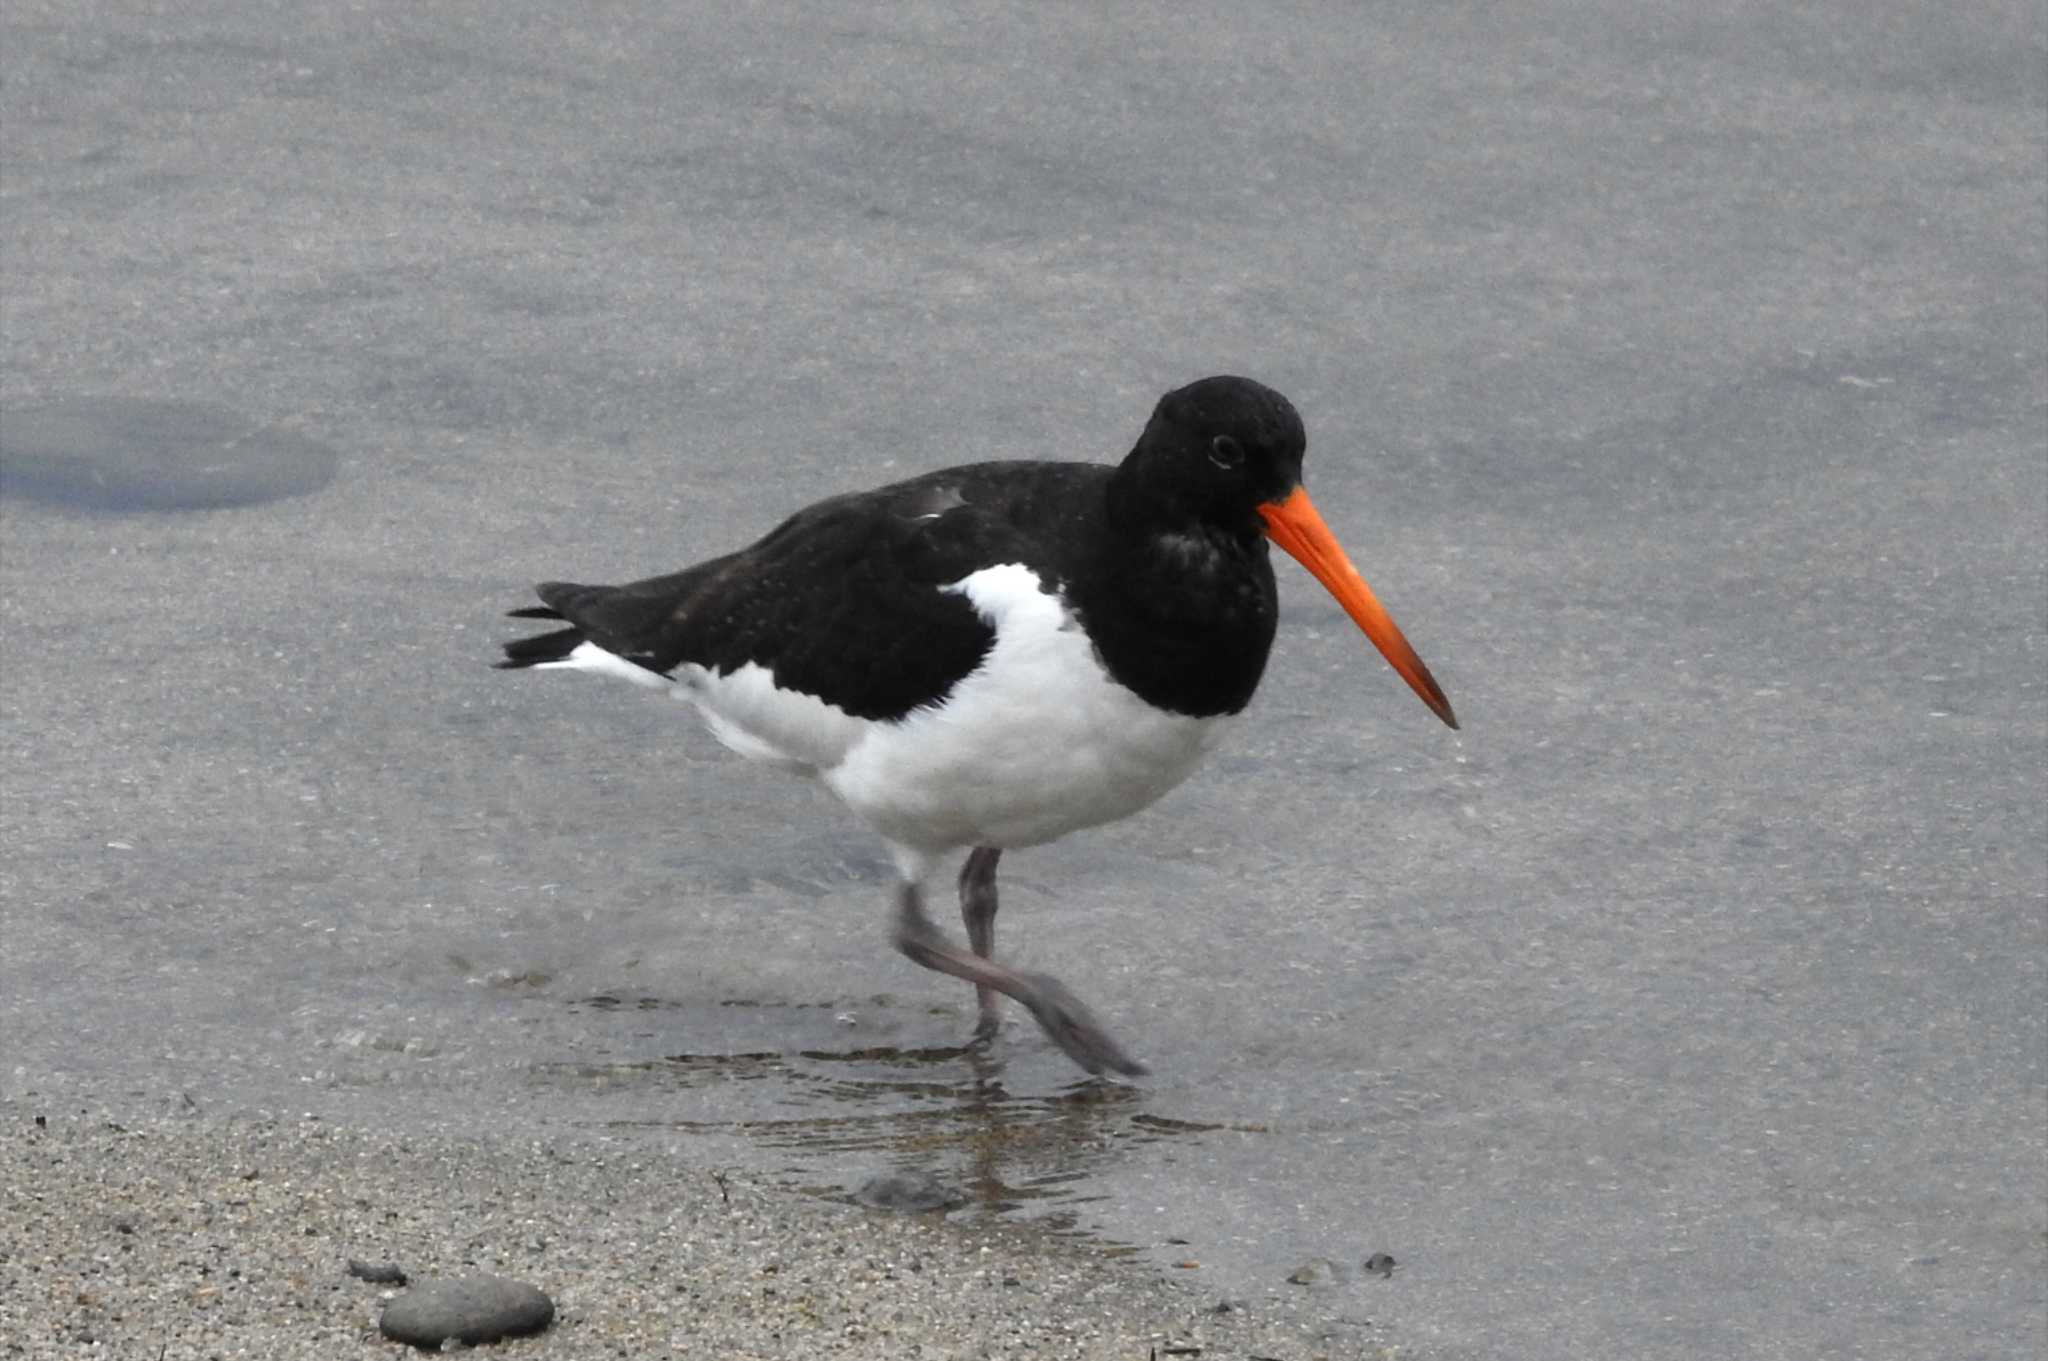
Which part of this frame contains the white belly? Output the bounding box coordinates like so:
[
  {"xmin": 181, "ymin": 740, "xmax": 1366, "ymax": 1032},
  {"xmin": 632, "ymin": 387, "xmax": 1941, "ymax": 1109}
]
[{"xmin": 824, "ymin": 563, "xmax": 1231, "ymax": 855}]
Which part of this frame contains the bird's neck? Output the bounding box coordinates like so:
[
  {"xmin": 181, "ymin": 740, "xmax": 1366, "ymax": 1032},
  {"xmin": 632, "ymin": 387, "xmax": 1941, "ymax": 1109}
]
[{"xmin": 1077, "ymin": 478, "xmax": 1279, "ymax": 718}]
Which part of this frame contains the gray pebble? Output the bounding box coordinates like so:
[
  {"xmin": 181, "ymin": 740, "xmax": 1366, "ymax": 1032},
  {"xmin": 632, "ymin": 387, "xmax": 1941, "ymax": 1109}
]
[
  {"xmin": 1285, "ymin": 1256, "xmax": 1346, "ymax": 1287},
  {"xmin": 856, "ymin": 1170, "xmax": 965, "ymax": 1213},
  {"xmin": 347, "ymin": 1258, "xmax": 409, "ymax": 1285},
  {"xmin": 379, "ymin": 1273, "xmax": 554, "ymax": 1347}
]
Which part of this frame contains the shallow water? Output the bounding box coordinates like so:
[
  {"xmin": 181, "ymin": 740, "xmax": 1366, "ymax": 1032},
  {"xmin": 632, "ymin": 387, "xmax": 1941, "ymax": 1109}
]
[{"xmin": 0, "ymin": 398, "xmax": 336, "ymax": 512}]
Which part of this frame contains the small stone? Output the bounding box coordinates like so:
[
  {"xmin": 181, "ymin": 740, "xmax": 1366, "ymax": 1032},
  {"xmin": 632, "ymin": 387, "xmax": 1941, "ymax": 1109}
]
[
  {"xmin": 854, "ymin": 1170, "xmax": 965, "ymax": 1213},
  {"xmin": 1286, "ymin": 1256, "xmax": 1345, "ymax": 1287},
  {"xmin": 1364, "ymin": 1252, "xmax": 1398, "ymax": 1278},
  {"xmin": 347, "ymin": 1258, "xmax": 409, "ymax": 1285},
  {"xmin": 378, "ymin": 1273, "xmax": 554, "ymax": 1347}
]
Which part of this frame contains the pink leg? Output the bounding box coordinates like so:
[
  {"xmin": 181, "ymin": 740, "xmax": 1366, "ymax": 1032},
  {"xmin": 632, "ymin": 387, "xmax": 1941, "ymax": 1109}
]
[
  {"xmin": 959, "ymin": 846, "xmax": 1003, "ymax": 1041},
  {"xmin": 891, "ymin": 878, "xmax": 1145, "ymax": 1077}
]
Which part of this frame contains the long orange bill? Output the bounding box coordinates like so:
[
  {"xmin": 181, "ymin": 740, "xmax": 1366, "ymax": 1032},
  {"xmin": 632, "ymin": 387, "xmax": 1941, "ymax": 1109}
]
[{"xmin": 1257, "ymin": 486, "xmax": 1459, "ymax": 729}]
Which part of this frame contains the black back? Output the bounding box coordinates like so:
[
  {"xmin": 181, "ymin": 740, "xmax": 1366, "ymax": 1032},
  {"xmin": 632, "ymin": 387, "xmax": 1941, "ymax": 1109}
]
[{"xmin": 500, "ymin": 376, "xmax": 1312, "ymax": 722}]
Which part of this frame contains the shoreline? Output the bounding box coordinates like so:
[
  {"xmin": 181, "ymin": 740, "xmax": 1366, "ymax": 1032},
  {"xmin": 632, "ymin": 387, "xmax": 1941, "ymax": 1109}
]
[{"xmin": 1, "ymin": 1102, "xmax": 1389, "ymax": 1358}]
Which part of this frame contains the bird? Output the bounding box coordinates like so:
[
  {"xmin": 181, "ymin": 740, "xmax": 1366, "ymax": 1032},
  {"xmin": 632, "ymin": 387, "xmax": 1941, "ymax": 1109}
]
[{"xmin": 497, "ymin": 375, "xmax": 1456, "ymax": 1076}]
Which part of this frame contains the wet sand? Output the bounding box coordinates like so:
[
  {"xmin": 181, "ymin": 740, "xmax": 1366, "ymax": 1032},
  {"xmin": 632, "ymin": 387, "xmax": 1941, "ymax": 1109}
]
[{"xmin": 1, "ymin": 1102, "xmax": 1384, "ymax": 1359}]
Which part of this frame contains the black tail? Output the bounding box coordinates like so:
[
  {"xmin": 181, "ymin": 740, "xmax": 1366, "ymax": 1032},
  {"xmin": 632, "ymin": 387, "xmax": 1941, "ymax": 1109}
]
[
  {"xmin": 497, "ymin": 577, "xmax": 688, "ymax": 673},
  {"xmin": 497, "ymin": 581, "xmax": 603, "ymax": 669},
  {"xmin": 497, "ymin": 623, "xmax": 585, "ymax": 669}
]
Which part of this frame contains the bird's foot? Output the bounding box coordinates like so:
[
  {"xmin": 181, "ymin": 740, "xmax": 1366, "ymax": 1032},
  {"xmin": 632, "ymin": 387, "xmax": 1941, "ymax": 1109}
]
[{"xmin": 1015, "ymin": 971, "xmax": 1147, "ymax": 1077}]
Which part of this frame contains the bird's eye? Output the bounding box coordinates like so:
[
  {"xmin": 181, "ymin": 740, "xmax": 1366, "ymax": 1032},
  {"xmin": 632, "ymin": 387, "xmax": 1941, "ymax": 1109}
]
[{"xmin": 1208, "ymin": 435, "xmax": 1245, "ymax": 470}]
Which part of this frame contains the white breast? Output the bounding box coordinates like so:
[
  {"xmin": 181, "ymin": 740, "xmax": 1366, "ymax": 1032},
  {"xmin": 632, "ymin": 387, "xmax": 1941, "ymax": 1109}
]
[{"xmin": 824, "ymin": 563, "xmax": 1231, "ymax": 856}]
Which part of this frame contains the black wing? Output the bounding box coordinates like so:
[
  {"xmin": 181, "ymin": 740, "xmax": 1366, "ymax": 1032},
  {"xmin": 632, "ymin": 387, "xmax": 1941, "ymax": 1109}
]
[{"xmin": 498, "ymin": 462, "xmax": 1111, "ymax": 722}]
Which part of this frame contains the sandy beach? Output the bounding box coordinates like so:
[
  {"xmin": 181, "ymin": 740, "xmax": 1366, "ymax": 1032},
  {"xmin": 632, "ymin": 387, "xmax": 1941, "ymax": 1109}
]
[{"xmin": 1, "ymin": 1101, "xmax": 1379, "ymax": 1359}]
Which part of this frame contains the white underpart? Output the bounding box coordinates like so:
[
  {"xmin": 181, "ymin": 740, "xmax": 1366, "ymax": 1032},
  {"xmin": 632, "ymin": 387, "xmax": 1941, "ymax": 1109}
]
[
  {"xmin": 673, "ymin": 659, "xmax": 866, "ymax": 773},
  {"xmin": 830, "ymin": 563, "xmax": 1230, "ymax": 864},
  {"xmin": 543, "ymin": 565, "xmax": 1231, "ymax": 881},
  {"xmin": 536, "ymin": 644, "xmax": 865, "ymax": 770}
]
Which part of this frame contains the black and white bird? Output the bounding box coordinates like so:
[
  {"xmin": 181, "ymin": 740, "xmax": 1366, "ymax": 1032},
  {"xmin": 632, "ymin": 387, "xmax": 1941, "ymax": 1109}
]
[{"xmin": 498, "ymin": 376, "xmax": 1456, "ymax": 1076}]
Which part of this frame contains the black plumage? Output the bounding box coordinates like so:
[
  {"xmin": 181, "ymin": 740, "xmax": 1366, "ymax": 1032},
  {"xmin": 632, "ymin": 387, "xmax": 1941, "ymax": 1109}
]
[{"xmin": 500, "ymin": 377, "xmax": 1309, "ymax": 721}]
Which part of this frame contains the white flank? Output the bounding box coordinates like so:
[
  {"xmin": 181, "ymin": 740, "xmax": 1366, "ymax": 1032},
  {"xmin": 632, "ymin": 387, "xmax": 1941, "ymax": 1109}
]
[
  {"xmin": 673, "ymin": 660, "xmax": 866, "ymax": 773},
  {"xmin": 540, "ymin": 566, "xmax": 1231, "ymax": 865},
  {"xmin": 827, "ymin": 562, "xmax": 1230, "ymax": 856},
  {"xmin": 537, "ymin": 645, "xmax": 862, "ymax": 771}
]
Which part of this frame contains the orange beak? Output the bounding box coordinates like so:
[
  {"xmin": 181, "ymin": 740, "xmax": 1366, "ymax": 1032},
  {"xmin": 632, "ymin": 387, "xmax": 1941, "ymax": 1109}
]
[{"xmin": 1257, "ymin": 487, "xmax": 1458, "ymax": 729}]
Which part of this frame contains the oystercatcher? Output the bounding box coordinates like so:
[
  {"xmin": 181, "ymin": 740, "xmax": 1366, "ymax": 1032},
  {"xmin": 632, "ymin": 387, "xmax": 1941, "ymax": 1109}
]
[{"xmin": 498, "ymin": 376, "xmax": 1456, "ymax": 1076}]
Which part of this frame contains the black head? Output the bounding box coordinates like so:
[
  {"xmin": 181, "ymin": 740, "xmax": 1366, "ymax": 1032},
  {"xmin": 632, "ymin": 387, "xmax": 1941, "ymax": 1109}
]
[{"xmin": 1112, "ymin": 375, "xmax": 1307, "ymax": 534}]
